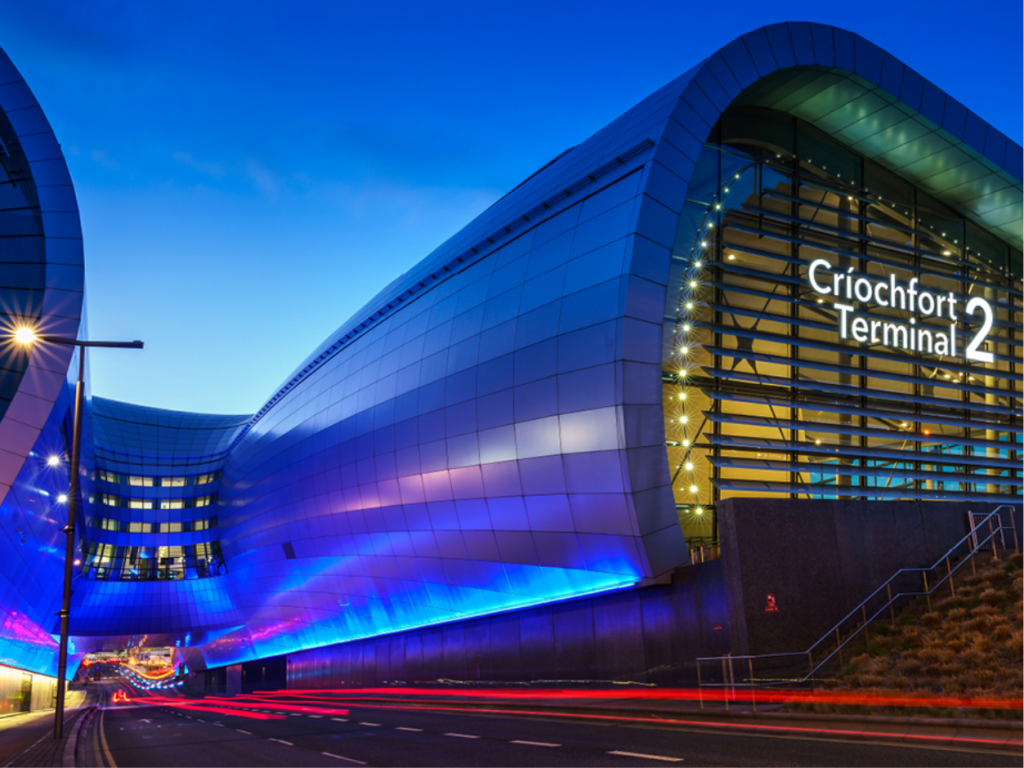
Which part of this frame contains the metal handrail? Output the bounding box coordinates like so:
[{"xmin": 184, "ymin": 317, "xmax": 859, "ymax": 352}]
[{"xmin": 697, "ymin": 505, "xmax": 1020, "ymax": 690}]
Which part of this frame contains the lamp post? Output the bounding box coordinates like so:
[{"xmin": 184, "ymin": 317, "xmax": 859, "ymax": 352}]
[{"xmin": 13, "ymin": 327, "xmax": 143, "ymax": 740}]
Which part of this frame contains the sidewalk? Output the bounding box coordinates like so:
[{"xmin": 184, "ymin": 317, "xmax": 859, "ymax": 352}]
[{"xmin": 0, "ymin": 687, "xmax": 96, "ymax": 768}]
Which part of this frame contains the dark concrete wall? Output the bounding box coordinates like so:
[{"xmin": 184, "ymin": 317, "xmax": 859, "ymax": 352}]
[
  {"xmin": 718, "ymin": 500, "xmax": 1022, "ymax": 657},
  {"xmin": 286, "ymin": 560, "xmax": 729, "ymax": 687},
  {"xmin": 209, "ymin": 500, "xmax": 1020, "ymax": 688}
]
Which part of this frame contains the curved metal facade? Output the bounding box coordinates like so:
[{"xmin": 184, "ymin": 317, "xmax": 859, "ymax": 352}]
[
  {"xmin": 0, "ymin": 24, "xmax": 1020, "ymax": 675},
  {"xmin": 71, "ymin": 399, "xmax": 248, "ymax": 640},
  {"xmin": 0, "ymin": 45, "xmax": 85, "ymax": 676}
]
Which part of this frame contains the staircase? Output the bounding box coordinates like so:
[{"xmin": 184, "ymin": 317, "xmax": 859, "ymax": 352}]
[{"xmin": 696, "ymin": 505, "xmax": 1020, "ymax": 695}]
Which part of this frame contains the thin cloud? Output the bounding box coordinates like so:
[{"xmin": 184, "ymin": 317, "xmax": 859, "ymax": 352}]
[{"xmin": 172, "ymin": 151, "xmax": 227, "ymax": 178}]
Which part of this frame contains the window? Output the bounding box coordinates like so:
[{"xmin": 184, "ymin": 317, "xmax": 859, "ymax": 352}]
[
  {"xmin": 662, "ymin": 107, "xmax": 1022, "ymax": 521},
  {"xmin": 87, "ymin": 515, "xmax": 217, "ymax": 534},
  {"xmin": 95, "ymin": 469, "xmax": 222, "ymax": 487},
  {"xmin": 83, "ymin": 541, "xmax": 226, "ymax": 580}
]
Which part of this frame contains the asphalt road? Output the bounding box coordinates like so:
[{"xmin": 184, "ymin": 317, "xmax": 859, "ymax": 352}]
[{"xmin": 81, "ymin": 684, "xmax": 1019, "ymax": 768}]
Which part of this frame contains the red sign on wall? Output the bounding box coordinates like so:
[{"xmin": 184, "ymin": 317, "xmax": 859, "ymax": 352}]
[{"xmin": 765, "ymin": 594, "xmax": 779, "ymax": 613}]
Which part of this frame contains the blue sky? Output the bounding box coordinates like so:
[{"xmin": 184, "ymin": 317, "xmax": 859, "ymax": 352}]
[{"xmin": 2, "ymin": 0, "xmax": 1021, "ymax": 414}]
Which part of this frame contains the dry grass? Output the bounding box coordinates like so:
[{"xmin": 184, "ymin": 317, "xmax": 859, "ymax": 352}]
[{"xmin": 810, "ymin": 551, "xmax": 1024, "ymax": 719}]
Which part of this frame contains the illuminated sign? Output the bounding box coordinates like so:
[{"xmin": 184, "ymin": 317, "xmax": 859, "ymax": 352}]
[{"xmin": 807, "ymin": 259, "xmax": 994, "ymax": 363}]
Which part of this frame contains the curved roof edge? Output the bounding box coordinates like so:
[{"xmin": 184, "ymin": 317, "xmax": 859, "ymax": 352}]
[
  {"xmin": 233, "ymin": 22, "xmax": 1021, "ymax": 449},
  {"xmin": 92, "ymin": 396, "xmax": 251, "ymax": 461}
]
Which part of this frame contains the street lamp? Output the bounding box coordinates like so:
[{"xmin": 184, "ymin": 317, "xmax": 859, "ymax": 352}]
[{"xmin": 13, "ymin": 326, "xmax": 143, "ymax": 740}]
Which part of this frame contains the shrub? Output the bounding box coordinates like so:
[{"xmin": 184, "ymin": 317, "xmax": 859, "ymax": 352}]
[
  {"xmin": 971, "ymin": 635, "xmax": 993, "ymax": 653},
  {"xmin": 889, "ymin": 674, "xmax": 910, "ymax": 690},
  {"xmin": 961, "ymin": 647, "xmax": 985, "ymax": 666},
  {"xmin": 894, "ymin": 657, "xmax": 922, "ymax": 676},
  {"xmin": 900, "ymin": 626, "xmax": 920, "ymax": 644},
  {"xmin": 958, "ymin": 671, "xmax": 979, "ymax": 690},
  {"xmin": 974, "ymin": 669, "xmax": 997, "ymax": 688},
  {"xmin": 945, "ymin": 638, "xmax": 967, "ymax": 653},
  {"xmin": 944, "ymin": 679, "xmax": 965, "ymax": 694},
  {"xmin": 991, "ymin": 623, "xmax": 1011, "ymax": 641},
  {"xmin": 920, "ymin": 612, "xmax": 941, "ymax": 626},
  {"xmin": 1010, "ymin": 629, "xmax": 1023, "ymax": 657},
  {"xmin": 946, "ymin": 607, "xmax": 967, "ymax": 622},
  {"xmin": 865, "ymin": 641, "xmax": 885, "ymax": 656},
  {"xmin": 963, "ymin": 615, "xmax": 990, "ymax": 633},
  {"xmin": 984, "ymin": 571, "xmax": 1006, "ymax": 589},
  {"xmin": 980, "ymin": 588, "xmax": 1006, "ymax": 607}
]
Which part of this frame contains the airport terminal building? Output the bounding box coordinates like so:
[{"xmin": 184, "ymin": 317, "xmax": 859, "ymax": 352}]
[{"xmin": 0, "ymin": 23, "xmax": 1020, "ymax": 696}]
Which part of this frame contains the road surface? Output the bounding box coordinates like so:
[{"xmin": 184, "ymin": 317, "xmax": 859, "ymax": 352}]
[{"xmin": 81, "ymin": 683, "xmax": 1019, "ymax": 767}]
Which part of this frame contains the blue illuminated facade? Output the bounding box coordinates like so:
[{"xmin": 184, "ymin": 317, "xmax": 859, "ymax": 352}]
[
  {"xmin": 1, "ymin": 44, "xmax": 85, "ymax": 677},
  {"xmin": 0, "ymin": 24, "xmax": 1020, "ymax": 679}
]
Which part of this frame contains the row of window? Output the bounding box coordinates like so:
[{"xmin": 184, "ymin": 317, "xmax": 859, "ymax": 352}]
[
  {"xmin": 98, "ymin": 494, "xmax": 217, "ymax": 510},
  {"xmin": 96, "ymin": 470, "xmax": 222, "ymax": 487},
  {"xmin": 81, "ymin": 542, "xmax": 226, "ymax": 580},
  {"xmin": 663, "ymin": 108, "xmax": 1020, "ymax": 517},
  {"xmin": 86, "ymin": 516, "xmax": 217, "ymax": 533}
]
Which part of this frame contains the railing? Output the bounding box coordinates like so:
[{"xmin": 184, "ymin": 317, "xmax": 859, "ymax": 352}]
[
  {"xmin": 689, "ymin": 541, "xmax": 722, "ymax": 564},
  {"xmin": 696, "ymin": 505, "xmax": 1020, "ymax": 703}
]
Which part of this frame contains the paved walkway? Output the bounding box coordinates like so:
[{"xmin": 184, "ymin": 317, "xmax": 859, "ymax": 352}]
[{"xmin": 0, "ymin": 687, "xmax": 95, "ymax": 768}]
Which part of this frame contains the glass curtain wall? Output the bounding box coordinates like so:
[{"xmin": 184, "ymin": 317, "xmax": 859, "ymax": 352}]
[{"xmin": 664, "ymin": 108, "xmax": 1022, "ymax": 543}]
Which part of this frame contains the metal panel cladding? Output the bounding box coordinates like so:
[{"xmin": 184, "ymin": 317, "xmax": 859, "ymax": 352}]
[
  {"xmin": 0, "ymin": 45, "xmax": 85, "ymax": 677},
  {"xmin": 204, "ymin": 22, "xmax": 1021, "ymax": 666}
]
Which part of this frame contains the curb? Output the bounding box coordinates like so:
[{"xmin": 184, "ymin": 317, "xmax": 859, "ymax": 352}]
[{"xmin": 62, "ymin": 707, "xmax": 96, "ymax": 768}]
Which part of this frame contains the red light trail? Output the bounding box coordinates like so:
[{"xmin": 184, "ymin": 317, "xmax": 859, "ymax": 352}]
[{"xmin": 239, "ymin": 686, "xmax": 1023, "ymax": 711}]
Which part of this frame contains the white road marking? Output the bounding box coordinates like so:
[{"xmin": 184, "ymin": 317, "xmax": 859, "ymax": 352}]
[
  {"xmin": 511, "ymin": 740, "xmax": 560, "ymax": 747},
  {"xmin": 269, "ymin": 738, "xmax": 294, "ymax": 746},
  {"xmin": 322, "ymin": 752, "xmax": 366, "ymax": 765},
  {"xmin": 608, "ymin": 751, "xmax": 682, "ymax": 762},
  {"xmin": 289, "ymin": 713, "xmax": 303, "ymax": 717},
  {"xmin": 196, "ymin": 719, "xmax": 205, "ymax": 723},
  {"xmin": 213, "ymin": 723, "xmax": 224, "ymax": 727},
  {"xmin": 396, "ymin": 727, "xmax": 423, "ymax": 732},
  {"xmin": 237, "ymin": 729, "xmax": 252, "ymax": 735},
  {"xmin": 308, "ymin": 714, "xmax": 323, "ymax": 718},
  {"xmin": 332, "ymin": 717, "xmax": 349, "ymax": 722},
  {"xmin": 359, "ymin": 722, "xmax": 381, "ymax": 727},
  {"xmin": 445, "ymin": 733, "xmax": 480, "ymax": 739}
]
